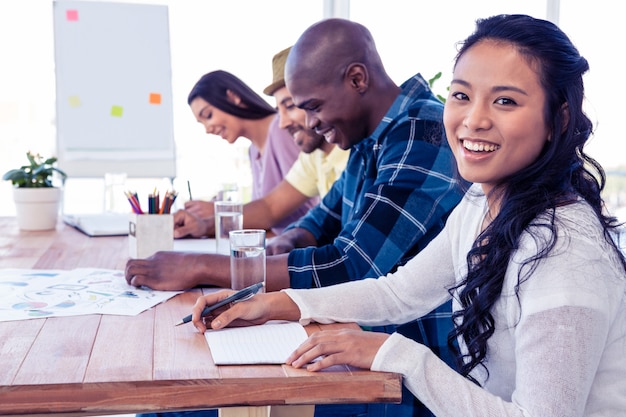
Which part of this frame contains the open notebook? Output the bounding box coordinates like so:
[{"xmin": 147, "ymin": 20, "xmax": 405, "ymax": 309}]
[
  {"xmin": 205, "ymin": 321, "xmax": 308, "ymax": 365},
  {"xmin": 63, "ymin": 213, "xmax": 130, "ymax": 237}
]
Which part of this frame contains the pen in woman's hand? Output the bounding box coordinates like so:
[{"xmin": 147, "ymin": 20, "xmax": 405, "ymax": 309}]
[{"xmin": 174, "ymin": 281, "xmax": 264, "ymax": 326}]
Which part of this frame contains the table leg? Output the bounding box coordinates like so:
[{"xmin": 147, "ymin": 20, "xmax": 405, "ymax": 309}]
[
  {"xmin": 219, "ymin": 407, "xmax": 268, "ymax": 417},
  {"xmin": 218, "ymin": 405, "xmax": 314, "ymax": 417},
  {"xmin": 269, "ymin": 405, "xmax": 314, "ymax": 417}
]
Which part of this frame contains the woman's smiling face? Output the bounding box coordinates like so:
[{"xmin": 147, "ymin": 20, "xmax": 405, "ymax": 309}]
[
  {"xmin": 444, "ymin": 40, "xmax": 551, "ymax": 195},
  {"xmin": 189, "ymin": 97, "xmax": 242, "ymax": 144}
]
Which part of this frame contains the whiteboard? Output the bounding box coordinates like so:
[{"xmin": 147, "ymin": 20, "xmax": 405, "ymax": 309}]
[{"xmin": 53, "ymin": 0, "xmax": 176, "ymax": 178}]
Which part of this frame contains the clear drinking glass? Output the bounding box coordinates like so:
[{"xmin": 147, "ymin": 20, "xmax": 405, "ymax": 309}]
[
  {"xmin": 214, "ymin": 201, "xmax": 243, "ymax": 255},
  {"xmin": 103, "ymin": 172, "xmax": 127, "ymax": 213},
  {"xmin": 229, "ymin": 229, "xmax": 266, "ymax": 291}
]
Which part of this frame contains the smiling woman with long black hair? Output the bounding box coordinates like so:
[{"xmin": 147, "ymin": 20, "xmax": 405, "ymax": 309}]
[{"xmin": 191, "ymin": 14, "xmax": 626, "ymax": 417}]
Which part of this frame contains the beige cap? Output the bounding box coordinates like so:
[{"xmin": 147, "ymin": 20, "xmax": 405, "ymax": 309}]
[{"xmin": 263, "ymin": 46, "xmax": 292, "ymax": 96}]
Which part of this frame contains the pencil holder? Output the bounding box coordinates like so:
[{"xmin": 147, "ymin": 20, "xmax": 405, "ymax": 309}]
[{"xmin": 128, "ymin": 214, "xmax": 174, "ymax": 259}]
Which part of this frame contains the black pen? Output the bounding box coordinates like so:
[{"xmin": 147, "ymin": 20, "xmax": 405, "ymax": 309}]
[{"xmin": 174, "ymin": 281, "xmax": 264, "ymax": 326}]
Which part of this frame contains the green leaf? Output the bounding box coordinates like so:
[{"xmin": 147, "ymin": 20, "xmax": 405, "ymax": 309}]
[
  {"xmin": 3, "ymin": 152, "xmax": 67, "ymax": 188},
  {"xmin": 428, "ymin": 71, "xmax": 442, "ymax": 88}
]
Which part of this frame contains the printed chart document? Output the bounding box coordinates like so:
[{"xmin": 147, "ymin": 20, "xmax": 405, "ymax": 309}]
[
  {"xmin": 205, "ymin": 321, "xmax": 308, "ymax": 364},
  {"xmin": 0, "ymin": 268, "xmax": 181, "ymax": 322}
]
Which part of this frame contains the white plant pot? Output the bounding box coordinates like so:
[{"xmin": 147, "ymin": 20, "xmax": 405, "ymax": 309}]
[{"xmin": 12, "ymin": 187, "xmax": 62, "ymax": 231}]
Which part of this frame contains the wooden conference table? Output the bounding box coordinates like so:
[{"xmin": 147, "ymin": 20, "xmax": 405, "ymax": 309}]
[{"xmin": 0, "ymin": 217, "xmax": 402, "ymax": 417}]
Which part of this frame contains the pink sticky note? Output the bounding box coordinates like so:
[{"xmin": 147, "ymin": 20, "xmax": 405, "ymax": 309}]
[{"xmin": 66, "ymin": 10, "xmax": 79, "ymax": 21}]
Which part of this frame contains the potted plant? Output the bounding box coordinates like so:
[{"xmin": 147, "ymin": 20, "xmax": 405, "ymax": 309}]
[{"xmin": 2, "ymin": 151, "xmax": 67, "ymax": 230}]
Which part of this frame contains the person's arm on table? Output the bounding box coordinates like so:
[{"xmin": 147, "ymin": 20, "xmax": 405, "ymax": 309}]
[
  {"xmin": 266, "ymin": 227, "xmax": 317, "ymax": 255},
  {"xmin": 125, "ymin": 251, "xmax": 291, "ymax": 291},
  {"xmin": 189, "ymin": 222, "xmax": 456, "ymax": 372},
  {"xmin": 191, "ymin": 290, "xmax": 301, "ymax": 332},
  {"xmin": 190, "ymin": 282, "xmax": 389, "ymax": 372},
  {"xmin": 125, "ymin": 251, "xmax": 231, "ymax": 289}
]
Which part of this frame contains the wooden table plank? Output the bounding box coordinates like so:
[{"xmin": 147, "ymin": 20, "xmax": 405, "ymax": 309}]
[
  {"xmin": 0, "ymin": 319, "xmax": 45, "ymax": 385},
  {"xmin": 81, "ymin": 234, "xmax": 129, "ymax": 270},
  {"xmin": 0, "ymin": 227, "xmax": 57, "ymax": 268},
  {"xmin": 154, "ymin": 290, "xmax": 221, "ymax": 380},
  {"xmin": 85, "ymin": 310, "xmax": 156, "ymax": 383},
  {"xmin": 32, "ymin": 224, "xmax": 91, "ymax": 269},
  {"xmin": 13, "ymin": 315, "xmax": 101, "ymax": 384}
]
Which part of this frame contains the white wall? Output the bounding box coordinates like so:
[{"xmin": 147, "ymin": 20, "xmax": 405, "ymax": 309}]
[{"xmin": 1, "ymin": 0, "xmax": 622, "ymax": 216}]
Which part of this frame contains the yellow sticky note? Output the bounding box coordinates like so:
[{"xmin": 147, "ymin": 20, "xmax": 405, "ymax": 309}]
[
  {"xmin": 149, "ymin": 93, "xmax": 161, "ymax": 105},
  {"xmin": 111, "ymin": 105, "xmax": 123, "ymax": 117},
  {"xmin": 68, "ymin": 96, "xmax": 81, "ymax": 108}
]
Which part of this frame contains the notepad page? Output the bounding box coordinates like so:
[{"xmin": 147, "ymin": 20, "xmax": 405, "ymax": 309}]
[{"xmin": 205, "ymin": 321, "xmax": 308, "ymax": 365}]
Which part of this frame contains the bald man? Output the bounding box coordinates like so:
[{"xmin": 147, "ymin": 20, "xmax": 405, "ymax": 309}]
[{"xmin": 125, "ymin": 19, "xmax": 463, "ymax": 417}]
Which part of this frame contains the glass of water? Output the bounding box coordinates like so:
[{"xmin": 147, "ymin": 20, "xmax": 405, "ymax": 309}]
[
  {"xmin": 214, "ymin": 201, "xmax": 243, "ymax": 255},
  {"xmin": 229, "ymin": 229, "xmax": 266, "ymax": 291},
  {"xmin": 103, "ymin": 172, "xmax": 127, "ymax": 213},
  {"xmin": 216, "ymin": 182, "xmax": 239, "ymax": 203}
]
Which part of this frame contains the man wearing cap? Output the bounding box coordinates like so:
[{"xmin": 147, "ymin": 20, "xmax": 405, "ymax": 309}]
[
  {"xmin": 267, "ymin": 47, "xmax": 350, "ymax": 207},
  {"xmin": 172, "ymin": 47, "xmax": 349, "ymax": 239}
]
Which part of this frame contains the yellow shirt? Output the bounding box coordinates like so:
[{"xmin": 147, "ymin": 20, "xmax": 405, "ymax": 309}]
[{"xmin": 284, "ymin": 147, "xmax": 350, "ymax": 198}]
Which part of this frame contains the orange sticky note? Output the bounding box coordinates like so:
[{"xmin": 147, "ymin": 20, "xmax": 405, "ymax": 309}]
[
  {"xmin": 111, "ymin": 105, "xmax": 123, "ymax": 117},
  {"xmin": 66, "ymin": 10, "xmax": 79, "ymax": 21},
  {"xmin": 149, "ymin": 93, "xmax": 162, "ymax": 105}
]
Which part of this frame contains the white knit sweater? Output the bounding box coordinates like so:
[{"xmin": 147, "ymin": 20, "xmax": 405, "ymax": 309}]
[{"xmin": 285, "ymin": 186, "xmax": 626, "ymax": 416}]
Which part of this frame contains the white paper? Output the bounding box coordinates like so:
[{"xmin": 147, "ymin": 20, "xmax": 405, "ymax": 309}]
[
  {"xmin": 173, "ymin": 238, "xmax": 216, "ymax": 253},
  {"xmin": 0, "ymin": 268, "xmax": 181, "ymax": 322},
  {"xmin": 205, "ymin": 321, "xmax": 308, "ymax": 365},
  {"xmin": 63, "ymin": 213, "xmax": 129, "ymax": 236}
]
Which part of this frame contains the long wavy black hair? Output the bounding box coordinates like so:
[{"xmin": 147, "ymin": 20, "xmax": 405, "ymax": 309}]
[
  {"xmin": 187, "ymin": 70, "xmax": 275, "ymax": 120},
  {"xmin": 447, "ymin": 14, "xmax": 626, "ymax": 383}
]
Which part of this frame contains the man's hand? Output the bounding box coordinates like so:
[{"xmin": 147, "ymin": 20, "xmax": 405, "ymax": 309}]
[
  {"xmin": 173, "ymin": 209, "xmax": 214, "ymax": 238},
  {"xmin": 266, "ymin": 228, "xmax": 317, "ymax": 255},
  {"xmin": 184, "ymin": 200, "xmax": 215, "ymax": 218},
  {"xmin": 125, "ymin": 251, "xmax": 225, "ymax": 290},
  {"xmin": 266, "ymin": 234, "xmax": 297, "ymax": 255}
]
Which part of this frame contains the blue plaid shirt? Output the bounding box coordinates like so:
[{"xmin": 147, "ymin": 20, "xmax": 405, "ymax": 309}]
[
  {"xmin": 286, "ymin": 74, "xmax": 463, "ymax": 417},
  {"xmin": 287, "ymin": 73, "xmax": 462, "ymax": 289}
]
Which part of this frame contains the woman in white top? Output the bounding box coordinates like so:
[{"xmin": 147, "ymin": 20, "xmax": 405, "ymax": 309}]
[{"xmin": 190, "ymin": 14, "xmax": 626, "ymax": 417}]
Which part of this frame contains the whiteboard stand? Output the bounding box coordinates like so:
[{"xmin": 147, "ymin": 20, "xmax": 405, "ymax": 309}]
[{"xmin": 53, "ymin": 0, "xmax": 176, "ymax": 179}]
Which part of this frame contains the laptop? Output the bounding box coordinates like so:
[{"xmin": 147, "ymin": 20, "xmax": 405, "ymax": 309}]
[{"xmin": 63, "ymin": 213, "xmax": 130, "ymax": 237}]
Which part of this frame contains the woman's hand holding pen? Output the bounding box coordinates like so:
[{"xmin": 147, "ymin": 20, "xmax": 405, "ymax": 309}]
[
  {"xmin": 191, "ymin": 291, "xmax": 300, "ymax": 333},
  {"xmin": 191, "ymin": 289, "xmax": 389, "ymax": 372}
]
